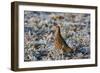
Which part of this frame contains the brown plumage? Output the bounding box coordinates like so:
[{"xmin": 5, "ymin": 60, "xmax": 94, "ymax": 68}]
[{"xmin": 53, "ymin": 24, "xmax": 73, "ymax": 53}]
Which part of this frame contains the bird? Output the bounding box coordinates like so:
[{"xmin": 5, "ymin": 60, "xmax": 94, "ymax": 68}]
[{"xmin": 52, "ymin": 23, "xmax": 73, "ymax": 55}]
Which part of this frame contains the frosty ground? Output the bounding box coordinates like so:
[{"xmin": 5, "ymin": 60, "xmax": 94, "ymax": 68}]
[{"xmin": 24, "ymin": 11, "xmax": 90, "ymax": 61}]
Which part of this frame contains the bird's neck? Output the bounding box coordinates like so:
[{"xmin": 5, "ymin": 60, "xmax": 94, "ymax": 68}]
[{"xmin": 55, "ymin": 27, "xmax": 62, "ymax": 37}]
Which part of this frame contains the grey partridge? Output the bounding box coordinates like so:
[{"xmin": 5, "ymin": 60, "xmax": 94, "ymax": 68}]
[{"xmin": 53, "ymin": 24, "xmax": 73, "ymax": 54}]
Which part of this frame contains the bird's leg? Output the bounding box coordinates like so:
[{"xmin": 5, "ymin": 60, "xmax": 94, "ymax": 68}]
[
  {"xmin": 60, "ymin": 49, "xmax": 64, "ymax": 60},
  {"xmin": 55, "ymin": 49, "xmax": 61, "ymax": 60},
  {"xmin": 62, "ymin": 52, "xmax": 64, "ymax": 60},
  {"xmin": 61, "ymin": 46, "xmax": 64, "ymax": 60},
  {"xmin": 56, "ymin": 49, "xmax": 60, "ymax": 60}
]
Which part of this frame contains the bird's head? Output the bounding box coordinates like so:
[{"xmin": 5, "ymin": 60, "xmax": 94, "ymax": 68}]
[
  {"xmin": 53, "ymin": 23, "xmax": 61, "ymax": 31},
  {"xmin": 51, "ymin": 23, "xmax": 61, "ymax": 34}
]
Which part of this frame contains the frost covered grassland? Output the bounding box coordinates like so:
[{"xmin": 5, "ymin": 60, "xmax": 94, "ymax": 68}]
[{"xmin": 24, "ymin": 11, "xmax": 90, "ymax": 61}]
